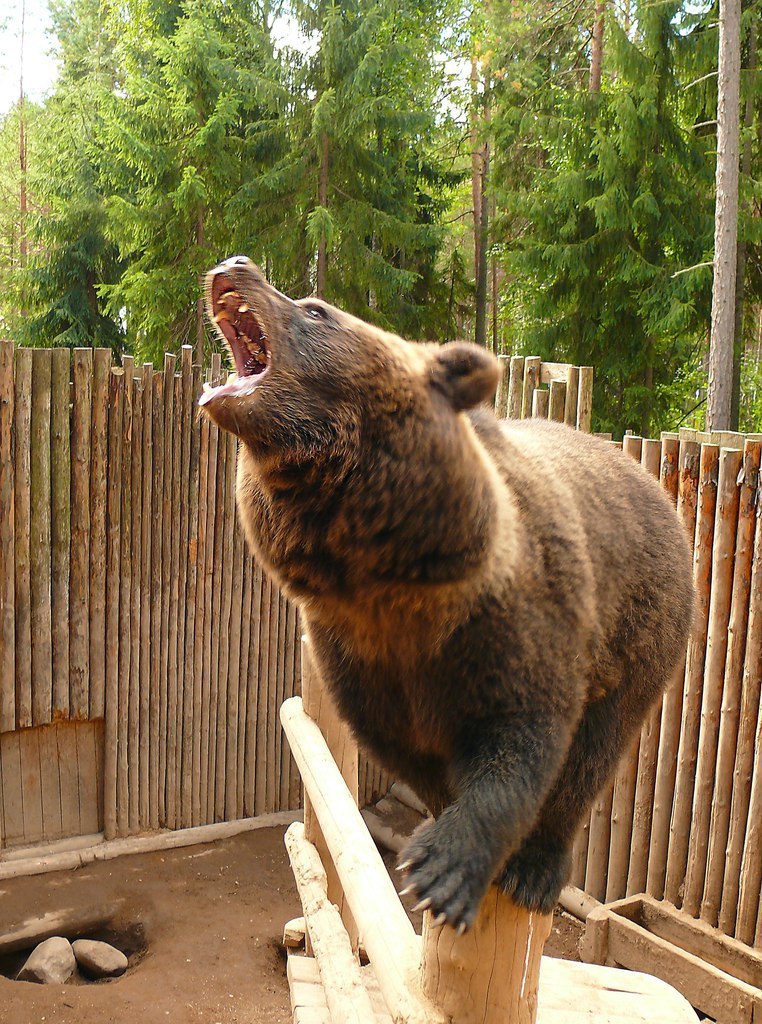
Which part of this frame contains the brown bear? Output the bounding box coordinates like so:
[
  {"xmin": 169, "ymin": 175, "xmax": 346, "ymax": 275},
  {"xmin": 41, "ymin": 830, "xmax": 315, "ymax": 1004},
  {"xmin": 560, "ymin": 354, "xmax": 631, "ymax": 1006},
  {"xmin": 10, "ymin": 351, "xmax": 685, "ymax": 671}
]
[{"xmin": 200, "ymin": 255, "xmax": 694, "ymax": 933}]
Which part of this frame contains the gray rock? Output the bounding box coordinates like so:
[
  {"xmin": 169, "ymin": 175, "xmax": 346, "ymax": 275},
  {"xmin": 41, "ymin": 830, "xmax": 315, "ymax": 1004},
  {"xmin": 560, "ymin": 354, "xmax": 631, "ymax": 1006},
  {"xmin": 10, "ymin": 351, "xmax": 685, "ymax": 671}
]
[
  {"xmin": 17, "ymin": 936, "xmax": 76, "ymax": 984},
  {"xmin": 72, "ymin": 938, "xmax": 128, "ymax": 978}
]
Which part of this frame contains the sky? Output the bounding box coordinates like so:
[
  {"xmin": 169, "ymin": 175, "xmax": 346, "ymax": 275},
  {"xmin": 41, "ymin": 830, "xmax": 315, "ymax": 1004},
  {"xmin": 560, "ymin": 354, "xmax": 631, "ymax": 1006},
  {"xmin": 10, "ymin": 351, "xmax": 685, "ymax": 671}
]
[{"xmin": 0, "ymin": 0, "xmax": 60, "ymax": 115}]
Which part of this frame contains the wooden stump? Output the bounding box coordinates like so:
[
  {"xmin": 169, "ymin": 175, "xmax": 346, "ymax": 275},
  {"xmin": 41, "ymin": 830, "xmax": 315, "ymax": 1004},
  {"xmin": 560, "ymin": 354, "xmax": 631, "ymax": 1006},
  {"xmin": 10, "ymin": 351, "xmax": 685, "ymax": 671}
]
[{"xmin": 421, "ymin": 889, "xmax": 553, "ymax": 1024}]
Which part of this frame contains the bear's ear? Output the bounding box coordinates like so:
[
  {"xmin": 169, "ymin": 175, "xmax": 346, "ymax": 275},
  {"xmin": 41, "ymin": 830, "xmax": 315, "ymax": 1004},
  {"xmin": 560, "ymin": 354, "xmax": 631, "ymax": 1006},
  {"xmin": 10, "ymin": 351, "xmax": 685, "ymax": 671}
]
[{"xmin": 429, "ymin": 343, "xmax": 500, "ymax": 412}]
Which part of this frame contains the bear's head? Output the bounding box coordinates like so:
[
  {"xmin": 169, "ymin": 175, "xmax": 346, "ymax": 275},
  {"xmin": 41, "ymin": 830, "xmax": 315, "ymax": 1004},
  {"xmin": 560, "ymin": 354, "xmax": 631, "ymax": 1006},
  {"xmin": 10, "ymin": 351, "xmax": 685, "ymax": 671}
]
[{"xmin": 199, "ymin": 256, "xmax": 502, "ymax": 601}]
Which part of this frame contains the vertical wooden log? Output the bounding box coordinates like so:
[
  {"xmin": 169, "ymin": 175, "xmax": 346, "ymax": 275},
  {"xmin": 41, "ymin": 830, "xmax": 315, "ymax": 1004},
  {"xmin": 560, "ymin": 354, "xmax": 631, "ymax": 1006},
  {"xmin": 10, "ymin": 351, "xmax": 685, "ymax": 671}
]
[
  {"xmin": 626, "ymin": 439, "xmax": 667, "ymax": 895},
  {"xmin": 128, "ymin": 374, "xmax": 143, "ymax": 834},
  {"xmin": 254, "ymin": 571, "xmax": 271, "ymax": 816},
  {"xmin": 701, "ymin": 440, "xmax": 760, "ymax": 925},
  {"xmin": 548, "ymin": 380, "xmax": 566, "ymax": 423},
  {"xmin": 166, "ymin": 365, "xmax": 182, "ymax": 829},
  {"xmin": 622, "ymin": 434, "xmax": 643, "ymax": 463},
  {"xmin": 564, "ymin": 366, "xmax": 579, "ymax": 428},
  {"xmin": 173, "ymin": 348, "xmax": 193, "ymax": 826},
  {"xmin": 224, "ymin": 510, "xmax": 245, "ymax": 822},
  {"xmin": 606, "ymin": 729, "xmax": 640, "ymax": 902},
  {"xmin": 149, "ymin": 370, "xmax": 164, "ymax": 830},
  {"xmin": 116, "ymin": 357, "xmax": 133, "ymax": 837},
  {"xmin": 200, "ymin": 396, "xmax": 220, "ymax": 823},
  {"xmin": 682, "ymin": 446, "xmax": 743, "ymax": 916},
  {"xmin": 14, "ymin": 348, "xmax": 32, "ymax": 730},
  {"xmin": 207, "ymin": 421, "xmax": 226, "ymax": 822},
  {"xmin": 421, "ymin": 893, "xmax": 552, "ymax": 1024},
  {"xmin": 103, "ymin": 368, "xmax": 124, "ymax": 840},
  {"xmin": 507, "ymin": 356, "xmax": 524, "ymax": 420},
  {"xmin": 521, "ymin": 356, "xmax": 541, "ymax": 419},
  {"xmin": 570, "ymin": 819, "xmax": 590, "ymax": 889},
  {"xmin": 531, "ymin": 388, "xmax": 549, "ymax": 420},
  {"xmin": 192, "ymin": 385, "xmax": 210, "ymax": 828},
  {"xmin": 235, "ymin": 551, "xmax": 254, "ymax": 819},
  {"xmin": 50, "ymin": 347, "xmax": 71, "ymax": 720},
  {"xmin": 720, "ymin": 453, "xmax": 762, "ymax": 933},
  {"xmin": 139, "ymin": 364, "xmax": 153, "ymax": 829},
  {"xmin": 584, "ymin": 779, "xmax": 614, "ymax": 903},
  {"xmin": 70, "ymin": 349, "xmax": 92, "ymax": 721},
  {"xmin": 89, "ymin": 348, "xmax": 111, "ymax": 721},
  {"xmin": 158, "ymin": 353, "xmax": 176, "ymax": 825},
  {"xmin": 664, "ymin": 444, "xmax": 720, "ymax": 905},
  {"xmin": 215, "ymin": 433, "xmax": 236, "ymax": 821},
  {"xmin": 244, "ymin": 561, "xmax": 263, "ymax": 818},
  {"xmin": 30, "ymin": 348, "xmax": 53, "ymax": 726},
  {"xmin": 648, "ymin": 440, "xmax": 701, "ymax": 899},
  {"xmin": 576, "ymin": 367, "xmax": 594, "ymax": 432},
  {"xmin": 494, "ymin": 355, "xmax": 509, "ymax": 418},
  {"xmin": 265, "ymin": 577, "xmax": 280, "ymax": 813},
  {"xmin": 659, "ymin": 434, "xmax": 680, "ymax": 506},
  {"xmin": 735, "ymin": 695, "xmax": 762, "ymax": 943},
  {"xmin": 180, "ymin": 364, "xmax": 201, "ymax": 828},
  {"xmin": 0, "ymin": 341, "xmax": 15, "ymax": 733}
]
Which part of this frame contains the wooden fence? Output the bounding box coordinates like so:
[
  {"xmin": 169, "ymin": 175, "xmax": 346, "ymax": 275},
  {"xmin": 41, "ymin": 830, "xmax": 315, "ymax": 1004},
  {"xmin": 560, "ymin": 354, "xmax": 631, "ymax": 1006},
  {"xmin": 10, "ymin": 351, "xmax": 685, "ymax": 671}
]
[
  {"xmin": 563, "ymin": 429, "xmax": 762, "ymax": 948},
  {"xmin": 494, "ymin": 354, "xmax": 594, "ymax": 431}
]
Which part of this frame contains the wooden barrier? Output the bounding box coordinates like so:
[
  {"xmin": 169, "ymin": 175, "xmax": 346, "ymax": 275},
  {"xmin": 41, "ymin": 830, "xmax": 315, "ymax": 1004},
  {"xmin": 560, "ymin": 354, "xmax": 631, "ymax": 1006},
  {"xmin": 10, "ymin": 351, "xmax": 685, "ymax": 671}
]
[{"xmin": 494, "ymin": 355, "xmax": 593, "ymax": 431}]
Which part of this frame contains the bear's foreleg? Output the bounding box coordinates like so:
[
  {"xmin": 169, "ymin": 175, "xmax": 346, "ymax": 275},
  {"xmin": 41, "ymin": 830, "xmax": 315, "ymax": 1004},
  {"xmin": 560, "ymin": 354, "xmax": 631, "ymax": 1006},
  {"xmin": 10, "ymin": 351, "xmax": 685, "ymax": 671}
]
[{"xmin": 398, "ymin": 713, "xmax": 573, "ymax": 932}]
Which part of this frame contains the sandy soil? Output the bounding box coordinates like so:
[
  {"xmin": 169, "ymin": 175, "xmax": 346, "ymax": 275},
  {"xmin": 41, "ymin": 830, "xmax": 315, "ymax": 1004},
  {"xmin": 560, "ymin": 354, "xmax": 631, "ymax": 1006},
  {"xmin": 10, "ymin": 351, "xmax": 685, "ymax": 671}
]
[{"xmin": 0, "ymin": 825, "xmax": 582, "ymax": 1024}]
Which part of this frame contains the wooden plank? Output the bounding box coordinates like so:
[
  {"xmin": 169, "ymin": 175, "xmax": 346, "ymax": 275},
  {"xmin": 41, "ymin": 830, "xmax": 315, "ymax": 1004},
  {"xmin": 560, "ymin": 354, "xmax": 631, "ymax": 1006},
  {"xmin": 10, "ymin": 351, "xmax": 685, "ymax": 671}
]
[
  {"xmin": 199, "ymin": 405, "xmax": 220, "ymax": 824},
  {"xmin": 158, "ymin": 353, "xmax": 176, "ymax": 825},
  {"xmin": 56, "ymin": 721, "xmax": 82, "ymax": 839},
  {"xmin": 174, "ymin": 347, "xmax": 193, "ymax": 828},
  {"xmin": 564, "ymin": 366, "xmax": 579, "ymax": 429},
  {"xmin": 19, "ymin": 727, "xmax": 44, "ymax": 844},
  {"xmin": 235, "ymin": 549, "xmax": 253, "ymax": 820},
  {"xmin": 139, "ymin": 364, "xmax": 153, "ymax": 830},
  {"xmin": 0, "ymin": 341, "xmax": 15, "ymax": 733},
  {"xmin": 254, "ymin": 569, "xmax": 271, "ymax": 816},
  {"xmin": 126, "ymin": 375, "xmax": 141, "ymax": 833},
  {"xmin": 702, "ymin": 441, "xmax": 760, "ymax": 926},
  {"xmin": 282, "ymin": 599, "xmax": 298, "ymax": 811},
  {"xmin": 276, "ymin": 587, "xmax": 290, "ymax": 811},
  {"xmin": 38, "ymin": 723, "xmax": 63, "ymax": 841},
  {"xmin": 78, "ymin": 719, "xmax": 102, "ymax": 836},
  {"xmin": 605, "ymin": 732, "xmax": 639, "ymax": 902},
  {"xmin": 506, "ymin": 356, "xmax": 524, "ymax": 419},
  {"xmin": 215, "ymin": 431, "xmax": 237, "ymax": 821},
  {"xmin": 88, "ymin": 348, "xmax": 111, "ymax": 721},
  {"xmin": 181, "ymin": 364, "xmax": 201, "ymax": 828},
  {"xmin": 548, "ymin": 380, "xmax": 566, "ymax": 423},
  {"xmin": 70, "ymin": 349, "xmax": 92, "ymax": 721},
  {"xmin": 539, "ymin": 361, "xmax": 574, "ymax": 385},
  {"xmin": 682, "ymin": 446, "xmax": 744, "ymax": 916},
  {"xmin": 521, "ymin": 355, "xmax": 541, "ymax": 419},
  {"xmin": 30, "ymin": 348, "xmax": 53, "ymax": 726},
  {"xmin": 494, "ymin": 355, "xmax": 509, "ymax": 418},
  {"xmin": 117, "ymin": 357, "xmax": 133, "ymax": 837},
  {"xmin": 191, "ymin": 388, "xmax": 210, "ymax": 828},
  {"xmin": 103, "ymin": 368, "xmax": 124, "ymax": 840},
  {"xmin": 148, "ymin": 370, "xmax": 164, "ymax": 830},
  {"xmin": 50, "ymin": 347, "xmax": 71, "ymax": 720},
  {"xmin": 266, "ymin": 576, "xmax": 280, "ymax": 813},
  {"xmin": 14, "ymin": 347, "xmax": 32, "ymax": 729},
  {"xmin": 1, "ymin": 730, "xmax": 25, "ymax": 844},
  {"xmin": 721, "ymin": 449, "xmax": 762, "ymax": 934},
  {"xmin": 576, "ymin": 367, "xmax": 594, "ymax": 432},
  {"xmin": 647, "ymin": 439, "xmax": 701, "ymax": 899},
  {"xmin": 584, "ymin": 779, "xmax": 614, "ymax": 903},
  {"xmin": 223, "ymin": 515, "xmax": 244, "ymax": 821},
  {"xmin": 664, "ymin": 444, "xmax": 720, "ymax": 904}
]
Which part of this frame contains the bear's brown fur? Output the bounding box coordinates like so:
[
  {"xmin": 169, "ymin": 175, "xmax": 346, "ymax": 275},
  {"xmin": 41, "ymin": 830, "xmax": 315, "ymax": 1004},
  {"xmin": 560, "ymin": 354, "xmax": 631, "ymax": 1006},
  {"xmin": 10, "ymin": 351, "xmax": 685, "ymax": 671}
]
[{"xmin": 201, "ymin": 256, "xmax": 694, "ymax": 931}]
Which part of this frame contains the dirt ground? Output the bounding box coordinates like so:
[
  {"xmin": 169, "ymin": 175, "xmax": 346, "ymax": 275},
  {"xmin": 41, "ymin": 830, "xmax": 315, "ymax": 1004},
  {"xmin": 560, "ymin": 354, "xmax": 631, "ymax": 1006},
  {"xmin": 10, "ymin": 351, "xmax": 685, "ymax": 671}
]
[{"xmin": 0, "ymin": 825, "xmax": 582, "ymax": 1024}]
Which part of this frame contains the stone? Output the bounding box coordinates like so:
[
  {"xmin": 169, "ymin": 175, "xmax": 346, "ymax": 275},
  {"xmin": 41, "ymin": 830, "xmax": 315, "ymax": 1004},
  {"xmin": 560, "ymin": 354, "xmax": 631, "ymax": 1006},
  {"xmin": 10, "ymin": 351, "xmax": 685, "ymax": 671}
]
[
  {"xmin": 17, "ymin": 936, "xmax": 76, "ymax": 984},
  {"xmin": 72, "ymin": 938, "xmax": 129, "ymax": 978}
]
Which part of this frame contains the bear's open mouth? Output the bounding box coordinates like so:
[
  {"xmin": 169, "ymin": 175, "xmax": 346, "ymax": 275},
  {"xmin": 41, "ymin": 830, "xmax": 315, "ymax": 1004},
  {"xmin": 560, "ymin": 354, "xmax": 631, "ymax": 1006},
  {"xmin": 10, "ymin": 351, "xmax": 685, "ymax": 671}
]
[{"xmin": 200, "ymin": 271, "xmax": 271, "ymax": 406}]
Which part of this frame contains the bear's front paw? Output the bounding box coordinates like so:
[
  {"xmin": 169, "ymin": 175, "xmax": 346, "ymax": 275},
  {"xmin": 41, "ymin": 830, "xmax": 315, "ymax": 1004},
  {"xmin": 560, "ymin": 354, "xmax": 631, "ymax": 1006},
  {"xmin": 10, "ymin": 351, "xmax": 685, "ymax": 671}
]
[
  {"xmin": 398, "ymin": 813, "xmax": 492, "ymax": 934},
  {"xmin": 497, "ymin": 840, "xmax": 571, "ymax": 914}
]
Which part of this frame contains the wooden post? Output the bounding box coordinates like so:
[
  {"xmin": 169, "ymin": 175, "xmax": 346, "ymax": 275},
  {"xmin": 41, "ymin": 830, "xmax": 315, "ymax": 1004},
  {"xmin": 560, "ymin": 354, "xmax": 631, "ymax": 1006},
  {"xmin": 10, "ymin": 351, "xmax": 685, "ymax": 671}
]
[
  {"xmin": 89, "ymin": 348, "xmax": 111, "ymax": 722},
  {"xmin": 0, "ymin": 340, "xmax": 15, "ymax": 734},
  {"xmin": 117, "ymin": 357, "xmax": 133, "ymax": 837},
  {"xmin": 30, "ymin": 348, "xmax": 53, "ymax": 726},
  {"xmin": 548, "ymin": 380, "xmax": 566, "ymax": 423},
  {"xmin": 420, "ymin": 892, "xmax": 552, "ymax": 1024},
  {"xmin": 576, "ymin": 367, "xmax": 594, "ymax": 432},
  {"xmin": 507, "ymin": 356, "xmax": 524, "ymax": 419},
  {"xmin": 14, "ymin": 347, "xmax": 32, "ymax": 730},
  {"xmin": 664, "ymin": 444, "xmax": 720, "ymax": 905},
  {"xmin": 521, "ymin": 356, "xmax": 541, "ymax": 419},
  {"xmin": 50, "ymin": 347, "xmax": 71, "ymax": 721},
  {"xmin": 70, "ymin": 349, "xmax": 92, "ymax": 721},
  {"xmin": 128, "ymin": 376, "xmax": 142, "ymax": 834},
  {"xmin": 139, "ymin": 364, "xmax": 153, "ymax": 830},
  {"xmin": 735, "ymin": 694, "xmax": 762, "ymax": 943},
  {"xmin": 531, "ymin": 388, "xmax": 549, "ymax": 420},
  {"xmin": 181, "ymin": 364, "xmax": 201, "ymax": 828},
  {"xmin": 564, "ymin": 366, "xmax": 579, "ymax": 428},
  {"xmin": 682, "ymin": 446, "xmax": 743, "ymax": 916},
  {"xmin": 494, "ymin": 355, "xmax": 510, "ymax": 418},
  {"xmin": 149, "ymin": 369, "xmax": 164, "ymax": 830},
  {"xmin": 701, "ymin": 440, "xmax": 760, "ymax": 925},
  {"xmin": 158, "ymin": 353, "xmax": 176, "ymax": 825}
]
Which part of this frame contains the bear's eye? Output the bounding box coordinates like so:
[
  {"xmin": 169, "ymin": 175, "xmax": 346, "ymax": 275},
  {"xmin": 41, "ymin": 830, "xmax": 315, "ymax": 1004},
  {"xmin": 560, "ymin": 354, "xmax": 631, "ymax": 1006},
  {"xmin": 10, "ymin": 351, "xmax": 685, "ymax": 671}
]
[{"xmin": 305, "ymin": 304, "xmax": 328, "ymax": 320}]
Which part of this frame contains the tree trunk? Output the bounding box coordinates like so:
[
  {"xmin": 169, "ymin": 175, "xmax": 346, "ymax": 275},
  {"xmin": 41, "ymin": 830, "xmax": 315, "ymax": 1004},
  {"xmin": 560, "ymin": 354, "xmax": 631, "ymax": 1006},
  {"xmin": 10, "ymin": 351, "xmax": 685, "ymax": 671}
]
[
  {"xmin": 707, "ymin": 0, "xmax": 742, "ymax": 432},
  {"xmin": 730, "ymin": 19, "xmax": 757, "ymax": 429},
  {"xmin": 316, "ymin": 132, "xmax": 329, "ymax": 299},
  {"xmin": 474, "ymin": 140, "xmax": 490, "ymax": 348},
  {"xmin": 589, "ymin": 1, "xmax": 606, "ymax": 94},
  {"xmin": 19, "ymin": 0, "xmax": 27, "ymax": 270},
  {"xmin": 471, "ymin": 58, "xmax": 481, "ymax": 285},
  {"xmin": 491, "ymin": 196, "xmax": 499, "ymax": 356}
]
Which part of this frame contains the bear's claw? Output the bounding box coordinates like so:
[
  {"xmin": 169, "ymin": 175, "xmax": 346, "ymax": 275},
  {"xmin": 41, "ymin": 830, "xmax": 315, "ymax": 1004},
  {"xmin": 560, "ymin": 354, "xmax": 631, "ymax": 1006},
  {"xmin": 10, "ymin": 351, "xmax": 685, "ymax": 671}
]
[{"xmin": 497, "ymin": 841, "xmax": 571, "ymax": 914}]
